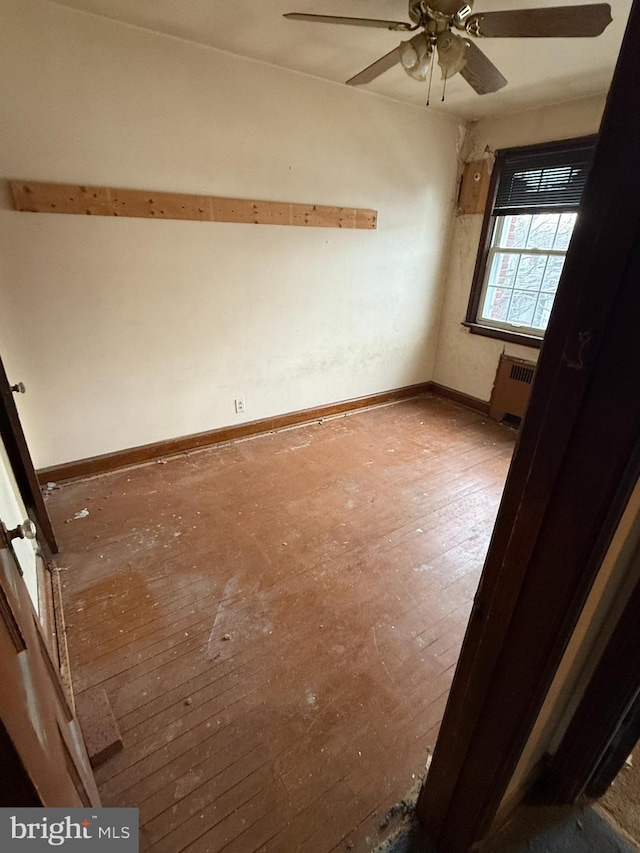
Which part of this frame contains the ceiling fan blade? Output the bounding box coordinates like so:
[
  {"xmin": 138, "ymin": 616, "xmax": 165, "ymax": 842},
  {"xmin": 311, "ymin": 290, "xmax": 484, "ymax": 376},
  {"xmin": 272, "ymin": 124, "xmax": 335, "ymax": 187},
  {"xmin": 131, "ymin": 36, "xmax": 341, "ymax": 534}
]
[
  {"xmin": 284, "ymin": 13, "xmax": 414, "ymax": 32},
  {"xmin": 346, "ymin": 47, "xmax": 401, "ymax": 86},
  {"xmin": 467, "ymin": 4, "xmax": 612, "ymax": 38},
  {"xmin": 460, "ymin": 40, "xmax": 507, "ymax": 94}
]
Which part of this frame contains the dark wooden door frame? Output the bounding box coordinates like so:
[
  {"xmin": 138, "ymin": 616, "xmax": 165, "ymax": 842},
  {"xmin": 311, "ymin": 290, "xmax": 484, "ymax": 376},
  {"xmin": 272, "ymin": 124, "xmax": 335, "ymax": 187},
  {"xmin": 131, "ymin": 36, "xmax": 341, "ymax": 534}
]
[
  {"xmin": 0, "ymin": 353, "xmax": 58, "ymax": 554},
  {"xmin": 587, "ymin": 690, "xmax": 640, "ymax": 799},
  {"xmin": 417, "ymin": 1, "xmax": 640, "ymax": 849},
  {"xmin": 546, "ymin": 541, "xmax": 640, "ymax": 802}
]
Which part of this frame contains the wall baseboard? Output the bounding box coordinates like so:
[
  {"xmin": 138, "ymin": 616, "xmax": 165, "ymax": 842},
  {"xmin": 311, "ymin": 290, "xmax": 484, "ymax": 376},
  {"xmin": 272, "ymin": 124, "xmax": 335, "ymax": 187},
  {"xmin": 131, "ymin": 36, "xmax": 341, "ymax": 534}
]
[
  {"xmin": 37, "ymin": 380, "xmax": 492, "ymax": 485},
  {"xmin": 37, "ymin": 382, "xmax": 432, "ymax": 484},
  {"xmin": 428, "ymin": 381, "xmax": 490, "ymax": 415}
]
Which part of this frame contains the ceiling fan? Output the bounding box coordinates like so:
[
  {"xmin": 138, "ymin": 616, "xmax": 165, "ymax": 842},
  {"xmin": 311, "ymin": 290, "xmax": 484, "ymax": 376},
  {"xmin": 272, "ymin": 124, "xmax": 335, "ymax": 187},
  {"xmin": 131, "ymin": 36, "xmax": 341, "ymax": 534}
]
[{"xmin": 283, "ymin": 1, "xmax": 613, "ymax": 97}]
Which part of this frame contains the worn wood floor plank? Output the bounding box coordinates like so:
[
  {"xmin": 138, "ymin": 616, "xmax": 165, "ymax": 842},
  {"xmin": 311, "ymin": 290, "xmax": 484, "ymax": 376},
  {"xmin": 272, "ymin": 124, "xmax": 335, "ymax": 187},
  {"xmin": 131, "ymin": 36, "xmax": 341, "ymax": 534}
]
[{"xmin": 48, "ymin": 396, "xmax": 514, "ymax": 852}]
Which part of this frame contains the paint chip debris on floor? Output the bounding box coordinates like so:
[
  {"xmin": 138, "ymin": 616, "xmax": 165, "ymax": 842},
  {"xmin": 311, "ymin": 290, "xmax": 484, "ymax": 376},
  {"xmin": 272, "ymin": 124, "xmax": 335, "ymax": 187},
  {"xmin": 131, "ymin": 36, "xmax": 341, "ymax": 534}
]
[{"xmin": 47, "ymin": 396, "xmax": 515, "ymax": 852}]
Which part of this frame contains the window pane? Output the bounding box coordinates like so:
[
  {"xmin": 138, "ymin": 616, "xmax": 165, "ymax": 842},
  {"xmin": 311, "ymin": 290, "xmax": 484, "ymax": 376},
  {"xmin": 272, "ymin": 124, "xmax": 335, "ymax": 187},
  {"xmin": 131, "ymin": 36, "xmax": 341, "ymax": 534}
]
[
  {"xmin": 533, "ymin": 292, "xmax": 555, "ymax": 331},
  {"xmin": 553, "ymin": 212, "xmax": 578, "ymax": 250},
  {"xmin": 477, "ymin": 211, "xmax": 578, "ymax": 336},
  {"xmin": 526, "ymin": 213, "xmax": 560, "ymax": 250},
  {"xmin": 507, "ymin": 291, "xmax": 537, "ymax": 327},
  {"xmin": 487, "ymin": 252, "xmax": 519, "ymax": 290},
  {"xmin": 498, "ymin": 215, "xmax": 531, "ymax": 249},
  {"xmin": 541, "ymin": 255, "xmax": 565, "ymax": 292},
  {"xmin": 481, "ymin": 287, "xmax": 512, "ymax": 324},
  {"xmin": 514, "ymin": 254, "xmax": 547, "ymax": 291}
]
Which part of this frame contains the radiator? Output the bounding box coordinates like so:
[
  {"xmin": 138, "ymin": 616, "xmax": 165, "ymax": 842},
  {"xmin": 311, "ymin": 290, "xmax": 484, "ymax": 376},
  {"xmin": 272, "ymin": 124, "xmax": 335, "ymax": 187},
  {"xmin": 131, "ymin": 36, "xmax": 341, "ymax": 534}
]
[{"xmin": 489, "ymin": 355, "xmax": 537, "ymax": 424}]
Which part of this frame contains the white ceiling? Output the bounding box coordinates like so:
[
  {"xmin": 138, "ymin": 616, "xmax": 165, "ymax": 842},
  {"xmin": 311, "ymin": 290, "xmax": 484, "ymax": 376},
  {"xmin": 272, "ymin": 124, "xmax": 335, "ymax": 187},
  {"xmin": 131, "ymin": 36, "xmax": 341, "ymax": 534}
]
[{"xmin": 45, "ymin": 0, "xmax": 632, "ymax": 118}]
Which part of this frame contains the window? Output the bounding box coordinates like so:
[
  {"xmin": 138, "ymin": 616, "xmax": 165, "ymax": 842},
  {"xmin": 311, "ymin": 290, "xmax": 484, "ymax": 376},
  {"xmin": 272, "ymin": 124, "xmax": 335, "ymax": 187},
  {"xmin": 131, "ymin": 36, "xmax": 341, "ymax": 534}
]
[{"xmin": 464, "ymin": 137, "xmax": 596, "ymax": 346}]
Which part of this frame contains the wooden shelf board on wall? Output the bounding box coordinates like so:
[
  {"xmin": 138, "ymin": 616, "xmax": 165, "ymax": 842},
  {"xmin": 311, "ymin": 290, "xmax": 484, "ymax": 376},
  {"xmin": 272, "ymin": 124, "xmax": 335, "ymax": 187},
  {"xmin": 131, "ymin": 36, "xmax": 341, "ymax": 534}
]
[{"xmin": 10, "ymin": 181, "xmax": 377, "ymax": 230}]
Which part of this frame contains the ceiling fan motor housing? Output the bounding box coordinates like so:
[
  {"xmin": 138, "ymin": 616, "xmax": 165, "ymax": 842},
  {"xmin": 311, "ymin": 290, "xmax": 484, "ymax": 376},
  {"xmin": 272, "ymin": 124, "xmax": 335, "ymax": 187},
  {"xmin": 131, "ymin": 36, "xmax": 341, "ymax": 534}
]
[{"xmin": 409, "ymin": 0, "xmax": 471, "ymax": 24}]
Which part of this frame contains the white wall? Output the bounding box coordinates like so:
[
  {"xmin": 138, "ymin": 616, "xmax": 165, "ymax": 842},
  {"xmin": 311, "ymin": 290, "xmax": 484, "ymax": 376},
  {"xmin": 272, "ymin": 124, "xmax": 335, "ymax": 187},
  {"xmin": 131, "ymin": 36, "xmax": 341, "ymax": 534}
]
[
  {"xmin": 432, "ymin": 95, "xmax": 607, "ymax": 402},
  {"xmin": 0, "ymin": 0, "xmax": 461, "ymax": 469}
]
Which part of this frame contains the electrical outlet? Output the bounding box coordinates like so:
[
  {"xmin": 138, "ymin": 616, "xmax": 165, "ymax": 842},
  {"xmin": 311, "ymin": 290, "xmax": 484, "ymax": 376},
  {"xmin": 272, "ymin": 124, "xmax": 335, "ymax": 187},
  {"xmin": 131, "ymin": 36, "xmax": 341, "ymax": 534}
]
[{"xmin": 234, "ymin": 397, "xmax": 245, "ymax": 414}]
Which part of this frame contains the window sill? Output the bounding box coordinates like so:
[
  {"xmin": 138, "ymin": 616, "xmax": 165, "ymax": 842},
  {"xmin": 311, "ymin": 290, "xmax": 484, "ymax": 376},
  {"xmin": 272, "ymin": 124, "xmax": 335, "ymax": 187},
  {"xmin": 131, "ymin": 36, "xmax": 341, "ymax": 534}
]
[{"xmin": 462, "ymin": 322, "xmax": 543, "ymax": 349}]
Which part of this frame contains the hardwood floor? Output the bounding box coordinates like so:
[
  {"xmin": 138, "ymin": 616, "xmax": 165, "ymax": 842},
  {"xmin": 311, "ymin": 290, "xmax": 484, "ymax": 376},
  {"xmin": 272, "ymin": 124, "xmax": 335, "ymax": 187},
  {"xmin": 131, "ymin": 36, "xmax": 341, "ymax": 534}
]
[{"xmin": 47, "ymin": 395, "xmax": 515, "ymax": 852}]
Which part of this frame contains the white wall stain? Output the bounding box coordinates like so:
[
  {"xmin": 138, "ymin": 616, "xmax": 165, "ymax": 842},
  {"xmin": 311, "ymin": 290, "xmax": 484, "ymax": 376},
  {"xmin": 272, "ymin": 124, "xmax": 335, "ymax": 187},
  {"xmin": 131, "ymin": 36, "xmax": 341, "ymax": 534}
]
[{"xmin": 206, "ymin": 575, "xmax": 240, "ymax": 660}]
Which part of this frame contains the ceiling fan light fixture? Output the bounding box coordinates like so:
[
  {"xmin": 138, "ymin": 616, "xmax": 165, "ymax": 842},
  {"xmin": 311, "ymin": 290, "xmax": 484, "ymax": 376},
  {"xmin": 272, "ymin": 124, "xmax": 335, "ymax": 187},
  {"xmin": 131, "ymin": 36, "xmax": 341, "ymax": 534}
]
[
  {"xmin": 399, "ymin": 39, "xmax": 418, "ymax": 70},
  {"xmin": 285, "ymin": 1, "xmax": 613, "ymax": 98},
  {"xmin": 399, "ymin": 33, "xmax": 432, "ymax": 81},
  {"xmin": 437, "ymin": 31, "xmax": 469, "ymax": 80}
]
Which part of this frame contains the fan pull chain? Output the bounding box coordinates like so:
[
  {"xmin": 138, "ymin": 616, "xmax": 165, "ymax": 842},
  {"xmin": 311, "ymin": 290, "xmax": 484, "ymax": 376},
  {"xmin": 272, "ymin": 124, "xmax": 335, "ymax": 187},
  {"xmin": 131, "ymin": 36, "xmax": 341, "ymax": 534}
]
[
  {"xmin": 441, "ymin": 71, "xmax": 448, "ymax": 103},
  {"xmin": 426, "ymin": 46, "xmax": 435, "ymax": 106}
]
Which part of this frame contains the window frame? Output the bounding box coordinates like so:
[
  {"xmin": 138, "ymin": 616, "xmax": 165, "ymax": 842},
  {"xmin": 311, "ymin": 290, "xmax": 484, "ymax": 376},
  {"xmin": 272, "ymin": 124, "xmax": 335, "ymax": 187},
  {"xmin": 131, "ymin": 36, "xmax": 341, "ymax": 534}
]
[{"xmin": 463, "ymin": 135, "xmax": 598, "ymax": 349}]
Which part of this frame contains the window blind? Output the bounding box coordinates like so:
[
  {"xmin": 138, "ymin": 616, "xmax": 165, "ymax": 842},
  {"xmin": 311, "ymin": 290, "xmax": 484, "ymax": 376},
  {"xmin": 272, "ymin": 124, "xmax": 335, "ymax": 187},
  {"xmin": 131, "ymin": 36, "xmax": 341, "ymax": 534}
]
[{"xmin": 493, "ymin": 142, "xmax": 596, "ymax": 216}]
